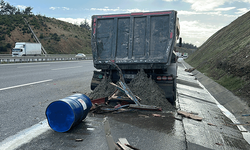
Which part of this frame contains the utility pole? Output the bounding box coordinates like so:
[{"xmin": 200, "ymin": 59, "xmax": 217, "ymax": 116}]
[{"xmin": 23, "ymin": 17, "xmax": 47, "ymax": 55}]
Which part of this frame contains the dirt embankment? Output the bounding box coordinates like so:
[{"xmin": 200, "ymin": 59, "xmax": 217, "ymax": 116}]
[
  {"xmin": 186, "ymin": 11, "xmax": 250, "ymax": 104},
  {"xmin": 89, "ymin": 70, "xmax": 175, "ymax": 111}
]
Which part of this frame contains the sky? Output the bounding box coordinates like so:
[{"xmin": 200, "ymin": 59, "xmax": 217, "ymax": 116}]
[{"xmin": 6, "ymin": 0, "xmax": 250, "ymax": 46}]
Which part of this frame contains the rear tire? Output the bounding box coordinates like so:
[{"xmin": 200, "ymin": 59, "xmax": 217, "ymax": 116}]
[{"xmin": 169, "ymin": 78, "xmax": 176, "ymax": 105}]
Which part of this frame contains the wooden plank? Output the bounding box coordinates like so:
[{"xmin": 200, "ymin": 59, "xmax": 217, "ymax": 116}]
[
  {"xmin": 177, "ymin": 110, "xmax": 202, "ymax": 121},
  {"xmin": 118, "ymin": 138, "xmax": 133, "ymax": 150}
]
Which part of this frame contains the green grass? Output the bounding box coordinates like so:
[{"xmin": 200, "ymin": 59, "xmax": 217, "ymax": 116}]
[{"xmin": 216, "ymin": 74, "xmax": 246, "ymax": 91}]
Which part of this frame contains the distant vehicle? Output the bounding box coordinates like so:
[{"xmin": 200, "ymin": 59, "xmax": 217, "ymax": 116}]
[
  {"xmin": 12, "ymin": 42, "xmax": 42, "ymax": 57},
  {"xmin": 183, "ymin": 53, "xmax": 188, "ymax": 59},
  {"xmin": 75, "ymin": 53, "xmax": 86, "ymax": 59}
]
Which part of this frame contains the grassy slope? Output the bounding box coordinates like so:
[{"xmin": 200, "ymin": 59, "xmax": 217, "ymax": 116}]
[
  {"xmin": 0, "ymin": 15, "xmax": 91, "ymax": 54},
  {"xmin": 186, "ymin": 11, "xmax": 250, "ymax": 104}
]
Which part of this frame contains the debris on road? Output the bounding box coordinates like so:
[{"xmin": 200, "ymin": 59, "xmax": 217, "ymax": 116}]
[
  {"xmin": 215, "ymin": 142, "xmax": 223, "ymax": 146},
  {"xmin": 75, "ymin": 139, "xmax": 83, "ymax": 142},
  {"xmin": 117, "ymin": 138, "xmax": 133, "ymax": 150},
  {"xmin": 89, "ymin": 69, "xmax": 175, "ymax": 112},
  {"xmin": 138, "ymin": 114, "xmax": 150, "ymax": 118},
  {"xmin": 207, "ymin": 123, "xmax": 217, "ymax": 126},
  {"xmin": 177, "ymin": 110, "xmax": 203, "ymax": 121},
  {"xmin": 125, "ymin": 144, "xmax": 140, "ymax": 150},
  {"xmin": 45, "ymin": 94, "xmax": 92, "ymax": 132},
  {"xmin": 103, "ymin": 117, "xmax": 120, "ymax": 150},
  {"xmin": 152, "ymin": 114, "xmax": 162, "ymax": 117},
  {"xmin": 185, "ymin": 68, "xmax": 196, "ymax": 72}
]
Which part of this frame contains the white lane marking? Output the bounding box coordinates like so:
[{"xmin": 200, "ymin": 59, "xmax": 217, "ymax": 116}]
[
  {"xmin": 17, "ymin": 65, "xmax": 50, "ymax": 68},
  {"xmin": 0, "ymin": 60, "xmax": 87, "ymax": 66},
  {"xmin": 0, "ymin": 79, "xmax": 53, "ymax": 91},
  {"xmin": 0, "ymin": 120, "xmax": 50, "ymax": 150},
  {"xmin": 51, "ymin": 66, "xmax": 82, "ymax": 71}
]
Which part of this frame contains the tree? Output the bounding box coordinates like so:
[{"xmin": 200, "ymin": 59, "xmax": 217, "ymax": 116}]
[
  {"xmin": 0, "ymin": 0, "xmax": 6, "ymax": 15},
  {"xmin": 15, "ymin": 8, "xmax": 21, "ymax": 15},
  {"xmin": 0, "ymin": 0, "xmax": 33, "ymax": 15},
  {"xmin": 23, "ymin": 7, "xmax": 33, "ymax": 15},
  {"xmin": 80, "ymin": 19, "xmax": 90, "ymax": 30}
]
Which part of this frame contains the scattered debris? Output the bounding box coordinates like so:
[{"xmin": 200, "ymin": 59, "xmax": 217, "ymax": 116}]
[
  {"xmin": 215, "ymin": 142, "xmax": 223, "ymax": 146},
  {"xmin": 103, "ymin": 117, "xmax": 120, "ymax": 150},
  {"xmin": 125, "ymin": 144, "xmax": 140, "ymax": 150},
  {"xmin": 89, "ymin": 69, "xmax": 175, "ymax": 112},
  {"xmin": 185, "ymin": 68, "xmax": 196, "ymax": 72},
  {"xmin": 117, "ymin": 138, "xmax": 133, "ymax": 150},
  {"xmin": 207, "ymin": 123, "xmax": 217, "ymax": 126},
  {"xmin": 138, "ymin": 114, "xmax": 150, "ymax": 118},
  {"xmin": 152, "ymin": 114, "xmax": 161, "ymax": 117},
  {"xmin": 75, "ymin": 139, "xmax": 83, "ymax": 142},
  {"xmin": 177, "ymin": 110, "xmax": 203, "ymax": 121}
]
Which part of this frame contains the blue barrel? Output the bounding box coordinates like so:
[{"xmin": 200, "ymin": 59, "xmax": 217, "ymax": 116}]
[{"xmin": 45, "ymin": 94, "xmax": 92, "ymax": 132}]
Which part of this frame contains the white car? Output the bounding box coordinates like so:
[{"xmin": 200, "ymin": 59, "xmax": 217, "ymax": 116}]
[{"xmin": 75, "ymin": 53, "xmax": 86, "ymax": 59}]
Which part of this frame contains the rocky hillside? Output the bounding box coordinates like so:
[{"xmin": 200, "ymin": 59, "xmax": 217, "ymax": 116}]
[
  {"xmin": 186, "ymin": 11, "xmax": 250, "ymax": 104},
  {"xmin": 0, "ymin": 15, "xmax": 91, "ymax": 54}
]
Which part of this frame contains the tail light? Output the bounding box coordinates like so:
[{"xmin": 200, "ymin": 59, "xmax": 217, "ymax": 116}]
[
  {"xmin": 157, "ymin": 76, "xmax": 162, "ymax": 81},
  {"xmin": 162, "ymin": 76, "xmax": 167, "ymax": 80},
  {"xmin": 156, "ymin": 76, "xmax": 173, "ymax": 81}
]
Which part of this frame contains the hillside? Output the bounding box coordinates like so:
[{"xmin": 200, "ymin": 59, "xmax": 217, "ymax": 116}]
[
  {"xmin": 186, "ymin": 11, "xmax": 250, "ymax": 104},
  {"xmin": 0, "ymin": 15, "xmax": 91, "ymax": 54}
]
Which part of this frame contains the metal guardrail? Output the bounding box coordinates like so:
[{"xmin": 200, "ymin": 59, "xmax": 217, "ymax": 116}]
[{"xmin": 0, "ymin": 54, "xmax": 93, "ymax": 64}]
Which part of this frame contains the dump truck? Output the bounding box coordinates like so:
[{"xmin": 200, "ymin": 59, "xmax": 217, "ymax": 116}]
[
  {"xmin": 90, "ymin": 10, "xmax": 181, "ymax": 104},
  {"xmin": 12, "ymin": 42, "xmax": 41, "ymax": 57}
]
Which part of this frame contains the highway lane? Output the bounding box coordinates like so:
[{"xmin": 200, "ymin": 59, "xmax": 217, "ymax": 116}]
[
  {"xmin": 1, "ymin": 60, "xmax": 250, "ymax": 150},
  {"xmin": 0, "ymin": 61, "xmax": 94, "ymax": 89},
  {"xmin": 0, "ymin": 60, "xmax": 95, "ymax": 142}
]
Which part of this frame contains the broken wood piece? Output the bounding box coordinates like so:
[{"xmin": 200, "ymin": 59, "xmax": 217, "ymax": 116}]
[
  {"xmin": 103, "ymin": 118, "xmax": 120, "ymax": 150},
  {"xmin": 118, "ymin": 138, "xmax": 133, "ymax": 150},
  {"xmin": 125, "ymin": 144, "xmax": 140, "ymax": 150},
  {"xmin": 207, "ymin": 123, "xmax": 217, "ymax": 126},
  {"xmin": 108, "ymin": 89, "xmax": 119, "ymax": 100},
  {"xmin": 117, "ymin": 141, "xmax": 127, "ymax": 150},
  {"xmin": 177, "ymin": 110, "xmax": 202, "ymax": 121},
  {"xmin": 185, "ymin": 68, "xmax": 196, "ymax": 72},
  {"xmin": 152, "ymin": 114, "xmax": 161, "ymax": 117},
  {"xmin": 215, "ymin": 142, "xmax": 223, "ymax": 146},
  {"xmin": 75, "ymin": 139, "xmax": 83, "ymax": 142}
]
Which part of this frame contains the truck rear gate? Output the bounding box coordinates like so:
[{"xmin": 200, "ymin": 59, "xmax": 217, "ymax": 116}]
[{"xmin": 92, "ymin": 10, "xmax": 179, "ymax": 70}]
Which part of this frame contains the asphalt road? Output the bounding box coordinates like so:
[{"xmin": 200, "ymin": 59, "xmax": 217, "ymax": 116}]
[
  {"xmin": 0, "ymin": 60, "xmax": 250, "ymax": 150},
  {"xmin": 0, "ymin": 60, "xmax": 94, "ymax": 142}
]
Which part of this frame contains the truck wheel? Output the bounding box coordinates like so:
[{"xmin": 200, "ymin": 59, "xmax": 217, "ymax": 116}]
[{"xmin": 169, "ymin": 78, "xmax": 177, "ymax": 105}]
